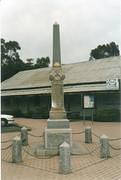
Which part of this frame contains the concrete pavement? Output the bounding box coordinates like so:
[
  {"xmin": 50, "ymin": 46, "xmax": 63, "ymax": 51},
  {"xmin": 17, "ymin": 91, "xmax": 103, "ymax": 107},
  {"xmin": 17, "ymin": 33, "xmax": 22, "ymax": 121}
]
[{"xmin": 1, "ymin": 118, "xmax": 121, "ymax": 180}]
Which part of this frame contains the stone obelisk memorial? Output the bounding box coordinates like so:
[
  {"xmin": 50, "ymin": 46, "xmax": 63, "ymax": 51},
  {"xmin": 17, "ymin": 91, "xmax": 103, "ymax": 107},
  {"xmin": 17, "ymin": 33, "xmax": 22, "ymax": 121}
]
[{"xmin": 45, "ymin": 23, "xmax": 72, "ymax": 150}]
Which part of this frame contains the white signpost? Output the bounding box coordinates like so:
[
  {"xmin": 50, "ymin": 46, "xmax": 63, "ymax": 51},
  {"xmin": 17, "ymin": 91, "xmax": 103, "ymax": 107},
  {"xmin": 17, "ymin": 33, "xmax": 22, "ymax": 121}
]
[
  {"xmin": 83, "ymin": 95, "xmax": 95, "ymax": 109},
  {"xmin": 83, "ymin": 95, "xmax": 95, "ymax": 125}
]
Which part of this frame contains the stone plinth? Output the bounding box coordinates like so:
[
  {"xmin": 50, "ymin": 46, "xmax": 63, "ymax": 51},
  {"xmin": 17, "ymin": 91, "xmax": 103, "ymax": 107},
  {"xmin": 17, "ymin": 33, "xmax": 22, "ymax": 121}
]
[
  {"xmin": 45, "ymin": 128, "xmax": 72, "ymax": 149},
  {"xmin": 47, "ymin": 119, "xmax": 70, "ymax": 128}
]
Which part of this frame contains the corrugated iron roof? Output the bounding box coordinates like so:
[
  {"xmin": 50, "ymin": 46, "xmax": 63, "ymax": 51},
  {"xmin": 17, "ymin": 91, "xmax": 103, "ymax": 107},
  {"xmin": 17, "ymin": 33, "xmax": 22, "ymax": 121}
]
[{"xmin": 1, "ymin": 57, "xmax": 121, "ymax": 96}]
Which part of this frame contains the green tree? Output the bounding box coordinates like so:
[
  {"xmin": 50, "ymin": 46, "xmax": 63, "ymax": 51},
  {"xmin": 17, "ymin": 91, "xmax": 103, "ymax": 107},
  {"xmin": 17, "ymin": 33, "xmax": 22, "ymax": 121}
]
[
  {"xmin": 34, "ymin": 57, "xmax": 50, "ymax": 68},
  {"xmin": 1, "ymin": 38, "xmax": 25, "ymax": 81},
  {"xmin": 89, "ymin": 42, "xmax": 120, "ymax": 60},
  {"xmin": 1, "ymin": 38, "xmax": 50, "ymax": 82},
  {"xmin": 24, "ymin": 58, "xmax": 34, "ymax": 70}
]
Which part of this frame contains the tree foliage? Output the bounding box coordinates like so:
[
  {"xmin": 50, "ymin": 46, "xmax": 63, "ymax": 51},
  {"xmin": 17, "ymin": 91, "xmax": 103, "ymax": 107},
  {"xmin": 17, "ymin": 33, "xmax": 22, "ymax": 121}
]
[
  {"xmin": 35, "ymin": 57, "xmax": 50, "ymax": 68},
  {"xmin": 1, "ymin": 38, "xmax": 50, "ymax": 81},
  {"xmin": 24, "ymin": 57, "xmax": 50, "ymax": 70},
  {"xmin": 1, "ymin": 38, "xmax": 25, "ymax": 81},
  {"xmin": 89, "ymin": 42, "xmax": 120, "ymax": 60}
]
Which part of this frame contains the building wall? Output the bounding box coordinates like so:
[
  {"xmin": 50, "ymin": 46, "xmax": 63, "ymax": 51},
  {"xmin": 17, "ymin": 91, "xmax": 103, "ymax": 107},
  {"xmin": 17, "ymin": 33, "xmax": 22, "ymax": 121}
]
[{"xmin": 1, "ymin": 91, "xmax": 120, "ymax": 121}]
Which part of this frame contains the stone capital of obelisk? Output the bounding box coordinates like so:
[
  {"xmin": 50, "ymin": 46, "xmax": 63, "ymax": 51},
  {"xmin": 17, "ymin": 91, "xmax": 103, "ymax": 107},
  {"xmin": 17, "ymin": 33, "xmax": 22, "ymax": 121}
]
[{"xmin": 49, "ymin": 23, "xmax": 67, "ymax": 120}]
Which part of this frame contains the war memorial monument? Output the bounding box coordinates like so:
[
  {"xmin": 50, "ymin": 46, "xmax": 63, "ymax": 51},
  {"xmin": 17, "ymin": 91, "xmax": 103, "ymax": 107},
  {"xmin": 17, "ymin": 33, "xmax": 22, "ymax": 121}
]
[
  {"xmin": 44, "ymin": 22, "xmax": 72, "ymax": 149},
  {"xmin": 29, "ymin": 23, "xmax": 88, "ymax": 157},
  {"xmin": 2, "ymin": 23, "xmax": 118, "ymax": 177}
]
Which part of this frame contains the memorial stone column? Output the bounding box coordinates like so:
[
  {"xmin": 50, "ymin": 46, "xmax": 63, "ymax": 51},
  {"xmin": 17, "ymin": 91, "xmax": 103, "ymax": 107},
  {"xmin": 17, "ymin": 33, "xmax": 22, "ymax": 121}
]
[
  {"xmin": 47, "ymin": 23, "xmax": 70, "ymax": 129},
  {"xmin": 49, "ymin": 22, "xmax": 66, "ymax": 120},
  {"xmin": 45, "ymin": 23, "xmax": 72, "ymax": 149}
]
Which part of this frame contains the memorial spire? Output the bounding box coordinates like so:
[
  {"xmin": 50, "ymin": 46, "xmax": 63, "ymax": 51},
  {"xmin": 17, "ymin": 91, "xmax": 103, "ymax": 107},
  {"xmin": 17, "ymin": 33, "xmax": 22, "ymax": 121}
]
[
  {"xmin": 53, "ymin": 22, "xmax": 61, "ymax": 66},
  {"xmin": 45, "ymin": 23, "xmax": 71, "ymax": 150},
  {"xmin": 49, "ymin": 23, "xmax": 66, "ymax": 119}
]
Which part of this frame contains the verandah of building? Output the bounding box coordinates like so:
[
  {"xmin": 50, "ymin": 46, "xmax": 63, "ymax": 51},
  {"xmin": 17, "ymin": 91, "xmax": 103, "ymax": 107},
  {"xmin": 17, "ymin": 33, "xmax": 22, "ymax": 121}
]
[{"xmin": 1, "ymin": 91, "xmax": 120, "ymax": 121}]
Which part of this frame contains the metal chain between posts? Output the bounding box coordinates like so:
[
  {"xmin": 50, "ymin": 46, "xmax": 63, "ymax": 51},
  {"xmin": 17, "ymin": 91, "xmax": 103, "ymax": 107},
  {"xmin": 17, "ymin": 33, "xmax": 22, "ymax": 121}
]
[
  {"xmin": 109, "ymin": 137, "xmax": 121, "ymax": 141},
  {"xmin": 81, "ymin": 144, "xmax": 100, "ymax": 155},
  {"xmin": 22, "ymin": 162, "xmax": 58, "ymax": 174},
  {"xmin": 1, "ymin": 139, "xmax": 12, "ymax": 143},
  {"xmin": 72, "ymin": 146, "xmax": 121, "ymax": 174},
  {"xmin": 72, "ymin": 158, "xmax": 105, "ymax": 173},
  {"xmin": 92, "ymin": 132, "xmax": 121, "ymax": 141},
  {"xmin": 72, "ymin": 131, "xmax": 84, "ymax": 135},
  {"xmin": 28, "ymin": 132, "xmax": 43, "ymax": 138},
  {"xmin": 109, "ymin": 143, "xmax": 121, "ymax": 150},
  {"xmin": 22, "ymin": 146, "xmax": 55, "ymax": 159},
  {"xmin": 1, "ymin": 144, "xmax": 12, "ymax": 150},
  {"xmin": 1, "ymin": 133, "xmax": 20, "ymax": 143},
  {"xmin": 72, "ymin": 129, "xmax": 102, "ymax": 139},
  {"xmin": 92, "ymin": 132, "xmax": 100, "ymax": 138}
]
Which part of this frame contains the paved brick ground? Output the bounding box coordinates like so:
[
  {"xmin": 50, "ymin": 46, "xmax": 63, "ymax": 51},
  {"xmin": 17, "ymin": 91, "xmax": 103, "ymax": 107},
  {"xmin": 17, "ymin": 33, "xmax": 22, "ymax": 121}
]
[{"xmin": 1, "ymin": 118, "xmax": 121, "ymax": 180}]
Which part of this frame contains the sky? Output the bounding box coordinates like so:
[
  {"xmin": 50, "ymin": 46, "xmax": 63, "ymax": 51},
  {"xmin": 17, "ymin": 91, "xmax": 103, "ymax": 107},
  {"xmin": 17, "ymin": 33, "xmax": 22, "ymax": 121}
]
[{"xmin": 0, "ymin": 0, "xmax": 121, "ymax": 64}]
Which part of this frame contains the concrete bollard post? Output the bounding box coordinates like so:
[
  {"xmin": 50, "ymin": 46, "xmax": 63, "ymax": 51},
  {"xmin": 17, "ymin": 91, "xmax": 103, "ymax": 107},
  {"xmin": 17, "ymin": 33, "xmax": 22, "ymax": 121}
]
[
  {"xmin": 12, "ymin": 136, "xmax": 22, "ymax": 163},
  {"xmin": 85, "ymin": 127, "xmax": 92, "ymax": 143},
  {"xmin": 59, "ymin": 141, "xmax": 71, "ymax": 174},
  {"xmin": 100, "ymin": 134, "xmax": 110, "ymax": 159},
  {"xmin": 21, "ymin": 127, "xmax": 28, "ymax": 146}
]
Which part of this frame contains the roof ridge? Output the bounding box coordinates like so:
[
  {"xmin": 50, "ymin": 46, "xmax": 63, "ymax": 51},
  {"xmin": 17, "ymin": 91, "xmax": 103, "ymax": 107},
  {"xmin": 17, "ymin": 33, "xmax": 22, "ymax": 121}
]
[{"xmin": 62, "ymin": 56, "xmax": 121, "ymax": 66}]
